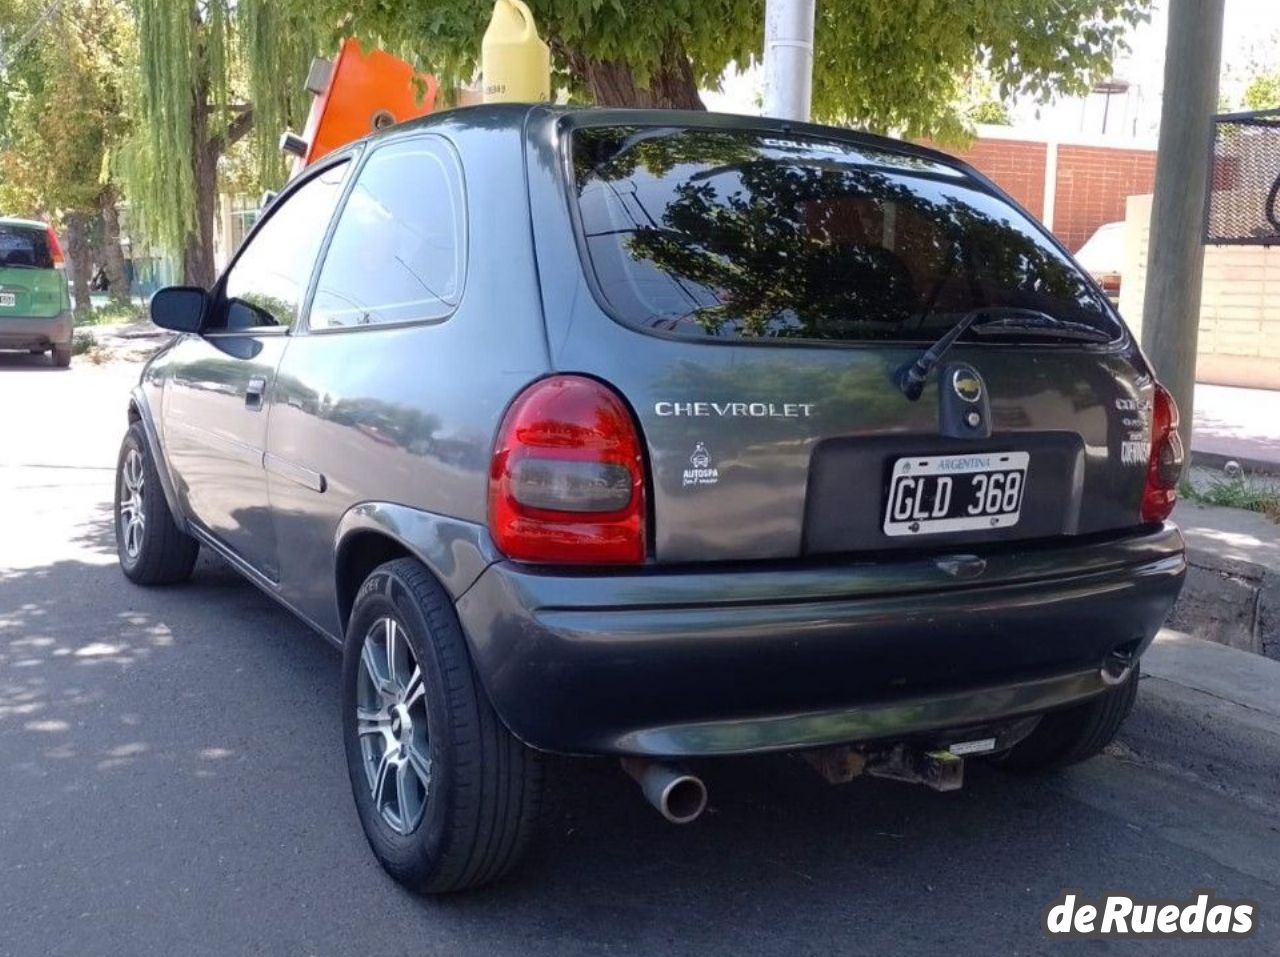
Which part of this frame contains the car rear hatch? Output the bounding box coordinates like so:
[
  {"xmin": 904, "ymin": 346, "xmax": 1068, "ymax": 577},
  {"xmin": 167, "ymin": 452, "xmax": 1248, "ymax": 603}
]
[
  {"xmin": 541, "ymin": 118, "xmax": 1164, "ymax": 565},
  {"xmin": 0, "ymin": 221, "xmax": 66, "ymax": 319}
]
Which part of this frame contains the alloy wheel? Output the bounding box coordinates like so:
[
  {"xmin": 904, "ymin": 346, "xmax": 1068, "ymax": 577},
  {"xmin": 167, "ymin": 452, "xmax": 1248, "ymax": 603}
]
[
  {"xmin": 355, "ymin": 616, "xmax": 432, "ymax": 834},
  {"xmin": 119, "ymin": 447, "xmax": 146, "ymax": 559}
]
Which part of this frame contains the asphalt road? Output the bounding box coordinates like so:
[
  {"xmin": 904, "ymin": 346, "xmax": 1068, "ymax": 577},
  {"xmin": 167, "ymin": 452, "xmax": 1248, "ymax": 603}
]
[{"xmin": 2, "ymin": 348, "xmax": 1279, "ymax": 956}]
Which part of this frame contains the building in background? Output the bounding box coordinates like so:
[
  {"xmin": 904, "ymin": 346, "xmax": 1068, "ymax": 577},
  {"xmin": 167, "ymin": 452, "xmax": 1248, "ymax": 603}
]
[{"xmin": 213, "ymin": 195, "xmax": 261, "ymax": 273}]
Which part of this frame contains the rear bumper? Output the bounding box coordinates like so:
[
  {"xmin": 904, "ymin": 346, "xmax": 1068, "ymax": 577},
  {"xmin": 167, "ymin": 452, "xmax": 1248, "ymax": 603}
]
[
  {"xmin": 456, "ymin": 524, "xmax": 1186, "ymax": 757},
  {"xmin": 0, "ymin": 312, "xmax": 72, "ymax": 350}
]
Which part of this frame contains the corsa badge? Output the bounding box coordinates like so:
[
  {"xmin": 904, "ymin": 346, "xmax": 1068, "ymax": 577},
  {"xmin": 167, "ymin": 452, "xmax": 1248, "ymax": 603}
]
[{"xmin": 952, "ymin": 369, "xmax": 983, "ymax": 403}]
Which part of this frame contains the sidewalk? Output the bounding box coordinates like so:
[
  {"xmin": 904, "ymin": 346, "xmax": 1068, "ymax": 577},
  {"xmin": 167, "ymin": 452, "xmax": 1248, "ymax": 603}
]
[
  {"xmin": 1174, "ymin": 500, "xmax": 1280, "ymax": 568},
  {"xmin": 1193, "ymin": 382, "xmax": 1280, "ymax": 473},
  {"xmin": 78, "ymin": 319, "xmax": 173, "ymax": 363},
  {"xmin": 1146, "ymin": 627, "xmax": 1280, "ymax": 719}
]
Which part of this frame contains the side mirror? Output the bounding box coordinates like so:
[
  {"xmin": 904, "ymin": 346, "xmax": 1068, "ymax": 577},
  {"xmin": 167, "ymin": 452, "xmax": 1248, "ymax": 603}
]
[{"xmin": 150, "ymin": 285, "xmax": 209, "ymax": 334}]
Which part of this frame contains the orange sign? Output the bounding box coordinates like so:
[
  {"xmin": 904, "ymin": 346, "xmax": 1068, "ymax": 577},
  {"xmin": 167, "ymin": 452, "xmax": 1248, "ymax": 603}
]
[{"xmin": 298, "ymin": 38, "xmax": 439, "ymax": 167}]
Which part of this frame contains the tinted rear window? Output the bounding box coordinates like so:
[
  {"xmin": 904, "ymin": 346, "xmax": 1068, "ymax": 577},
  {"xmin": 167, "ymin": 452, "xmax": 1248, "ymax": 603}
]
[
  {"xmin": 570, "ymin": 127, "xmax": 1120, "ymax": 343},
  {"xmin": 0, "ymin": 223, "xmax": 53, "ymax": 269}
]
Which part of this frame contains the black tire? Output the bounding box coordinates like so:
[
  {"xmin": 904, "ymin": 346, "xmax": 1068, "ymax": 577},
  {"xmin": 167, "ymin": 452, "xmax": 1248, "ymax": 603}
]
[
  {"xmin": 114, "ymin": 422, "xmax": 199, "ymax": 585},
  {"xmin": 342, "ymin": 558, "xmax": 542, "ymax": 894},
  {"xmin": 52, "ymin": 344, "xmax": 71, "ymax": 367},
  {"xmin": 997, "ymin": 666, "xmax": 1139, "ymax": 773}
]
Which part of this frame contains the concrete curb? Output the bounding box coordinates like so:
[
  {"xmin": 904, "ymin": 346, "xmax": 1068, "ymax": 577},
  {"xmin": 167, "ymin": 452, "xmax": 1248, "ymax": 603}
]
[
  {"xmin": 1168, "ymin": 546, "xmax": 1279, "ymax": 657},
  {"xmin": 1144, "ymin": 627, "xmax": 1280, "ymax": 723},
  {"xmin": 1192, "ymin": 447, "xmax": 1280, "ymax": 477}
]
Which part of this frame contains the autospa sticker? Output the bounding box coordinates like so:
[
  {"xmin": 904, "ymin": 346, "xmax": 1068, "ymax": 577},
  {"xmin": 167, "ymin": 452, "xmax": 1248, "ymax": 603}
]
[
  {"xmin": 1042, "ymin": 892, "xmax": 1256, "ymax": 939},
  {"xmin": 682, "ymin": 442, "xmax": 719, "ymax": 488}
]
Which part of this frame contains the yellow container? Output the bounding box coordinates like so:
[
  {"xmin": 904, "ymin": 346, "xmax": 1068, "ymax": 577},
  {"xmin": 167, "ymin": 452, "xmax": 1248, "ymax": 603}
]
[{"xmin": 481, "ymin": 0, "xmax": 550, "ymax": 103}]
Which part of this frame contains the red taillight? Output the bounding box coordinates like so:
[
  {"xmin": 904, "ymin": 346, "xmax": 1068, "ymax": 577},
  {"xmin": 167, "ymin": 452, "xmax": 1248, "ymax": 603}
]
[
  {"xmin": 1140, "ymin": 383, "xmax": 1183, "ymax": 522},
  {"xmin": 46, "ymin": 226, "xmax": 64, "ymax": 268},
  {"xmin": 489, "ymin": 375, "xmax": 647, "ymax": 564}
]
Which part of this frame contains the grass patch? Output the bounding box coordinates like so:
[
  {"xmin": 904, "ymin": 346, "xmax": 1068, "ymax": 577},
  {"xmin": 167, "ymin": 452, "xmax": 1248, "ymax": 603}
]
[
  {"xmin": 71, "ymin": 330, "xmax": 96, "ymax": 355},
  {"xmin": 76, "ymin": 301, "xmax": 145, "ymax": 327},
  {"xmin": 1180, "ymin": 474, "xmax": 1280, "ymax": 521}
]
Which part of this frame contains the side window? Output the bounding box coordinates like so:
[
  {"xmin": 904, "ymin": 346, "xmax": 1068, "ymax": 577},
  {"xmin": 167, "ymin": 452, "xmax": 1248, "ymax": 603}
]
[
  {"xmin": 216, "ymin": 161, "xmax": 350, "ymax": 332},
  {"xmin": 309, "ymin": 136, "xmax": 466, "ymax": 330}
]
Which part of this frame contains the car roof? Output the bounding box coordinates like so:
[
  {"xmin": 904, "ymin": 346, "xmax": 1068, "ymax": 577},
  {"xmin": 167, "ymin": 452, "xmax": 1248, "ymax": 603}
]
[
  {"xmin": 365, "ymin": 103, "xmax": 987, "ymax": 187},
  {"xmin": 0, "ymin": 216, "xmax": 49, "ymax": 230}
]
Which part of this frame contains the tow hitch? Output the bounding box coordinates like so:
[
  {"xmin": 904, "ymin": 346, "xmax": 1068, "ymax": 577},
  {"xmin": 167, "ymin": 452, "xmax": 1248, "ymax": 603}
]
[
  {"xmin": 866, "ymin": 745, "xmax": 965, "ymax": 792},
  {"xmin": 800, "ymin": 730, "xmax": 1021, "ymax": 792}
]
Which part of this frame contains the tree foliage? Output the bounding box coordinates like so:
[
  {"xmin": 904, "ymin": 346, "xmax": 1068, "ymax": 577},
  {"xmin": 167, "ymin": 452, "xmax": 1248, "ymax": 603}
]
[
  {"xmin": 8, "ymin": 0, "xmax": 1149, "ymax": 283},
  {"xmin": 0, "ymin": 0, "xmax": 135, "ymax": 310},
  {"xmin": 122, "ymin": 0, "xmax": 323, "ymax": 282},
  {"xmin": 284, "ymin": 0, "xmax": 1147, "ymax": 140},
  {"xmin": 809, "ymin": 0, "xmax": 1148, "ymax": 141},
  {"xmin": 1242, "ymin": 71, "xmax": 1280, "ymax": 112},
  {"xmin": 0, "ymin": 0, "xmax": 132, "ymax": 214}
]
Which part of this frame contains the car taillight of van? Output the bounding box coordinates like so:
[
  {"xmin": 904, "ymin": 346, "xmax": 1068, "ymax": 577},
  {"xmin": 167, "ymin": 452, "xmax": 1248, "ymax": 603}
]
[
  {"xmin": 46, "ymin": 226, "xmax": 64, "ymax": 268},
  {"xmin": 1141, "ymin": 383, "xmax": 1183, "ymax": 522},
  {"xmin": 489, "ymin": 375, "xmax": 646, "ymax": 563}
]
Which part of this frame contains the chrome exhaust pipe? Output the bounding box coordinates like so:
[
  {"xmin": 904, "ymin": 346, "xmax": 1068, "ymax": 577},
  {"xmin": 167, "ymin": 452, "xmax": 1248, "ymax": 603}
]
[
  {"xmin": 1101, "ymin": 644, "xmax": 1138, "ymax": 686},
  {"xmin": 621, "ymin": 758, "xmax": 708, "ymax": 824}
]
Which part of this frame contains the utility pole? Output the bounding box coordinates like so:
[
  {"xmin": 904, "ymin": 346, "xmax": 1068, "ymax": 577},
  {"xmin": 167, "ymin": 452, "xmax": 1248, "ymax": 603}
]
[
  {"xmin": 1141, "ymin": 0, "xmax": 1224, "ymax": 452},
  {"xmin": 762, "ymin": 0, "xmax": 815, "ymax": 121}
]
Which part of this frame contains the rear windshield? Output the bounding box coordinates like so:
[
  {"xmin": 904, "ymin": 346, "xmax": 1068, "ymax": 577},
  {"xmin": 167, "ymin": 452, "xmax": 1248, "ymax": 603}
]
[
  {"xmin": 569, "ymin": 127, "xmax": 1121, "ymax": 344},
  {"xmin": 0, "ymin": 223, "xmax": 53, "ymax": 270}
]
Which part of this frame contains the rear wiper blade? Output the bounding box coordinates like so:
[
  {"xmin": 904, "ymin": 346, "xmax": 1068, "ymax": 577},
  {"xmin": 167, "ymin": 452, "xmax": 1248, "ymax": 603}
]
[
  {"xmin": 968, "ymin": 313, "xmax": 1114, "ymax": 342},
  {"xmin": 894, "ymin": 307, "xmax": 1106, "ymax": 401}
]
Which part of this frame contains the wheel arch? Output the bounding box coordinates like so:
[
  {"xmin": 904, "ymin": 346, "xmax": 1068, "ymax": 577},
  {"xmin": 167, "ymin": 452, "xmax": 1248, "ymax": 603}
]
[
  {"xmin": 332, "ymin": 502, "xmax": 499, "ymax": 634},
  {"xmin": 127, "ymin": 386, "xmax": 186, "ymax": 526}
]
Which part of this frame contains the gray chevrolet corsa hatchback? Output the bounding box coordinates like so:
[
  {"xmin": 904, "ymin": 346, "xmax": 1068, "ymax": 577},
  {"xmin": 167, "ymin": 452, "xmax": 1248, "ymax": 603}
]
[{"xmin": 117, "ymin": 105, "xmax": 1186, "ymax": 893}]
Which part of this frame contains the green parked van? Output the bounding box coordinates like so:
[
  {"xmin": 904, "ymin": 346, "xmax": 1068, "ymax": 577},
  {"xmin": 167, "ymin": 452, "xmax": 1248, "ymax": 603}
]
[{"xmin": 0, "ymin": 217, "xmax": 73, "ymax": 367}]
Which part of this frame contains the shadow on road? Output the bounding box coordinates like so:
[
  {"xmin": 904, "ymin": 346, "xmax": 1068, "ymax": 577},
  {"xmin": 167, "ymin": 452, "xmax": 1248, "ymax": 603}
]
[
  {"xmin": 0, "ymin": 350, "xmax": 65, "ymax": 372},
  {"xmin": 2, "ymin": 505, "xmax": 1277, "ymax": 954}
]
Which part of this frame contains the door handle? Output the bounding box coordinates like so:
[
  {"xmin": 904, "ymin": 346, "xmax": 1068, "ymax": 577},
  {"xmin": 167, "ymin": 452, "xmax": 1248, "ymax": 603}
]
[{"xmin": 245, "ymin": 376, "xmax": 267, "ymax": 410}]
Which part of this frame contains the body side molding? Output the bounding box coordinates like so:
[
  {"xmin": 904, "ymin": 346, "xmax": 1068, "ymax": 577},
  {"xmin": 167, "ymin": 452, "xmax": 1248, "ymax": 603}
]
[{"xmin": 264, "ymin": 452, "xmax": 327, "ymax": 493}]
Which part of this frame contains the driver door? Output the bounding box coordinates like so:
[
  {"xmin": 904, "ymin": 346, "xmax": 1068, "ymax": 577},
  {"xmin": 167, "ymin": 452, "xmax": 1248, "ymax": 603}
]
[{"xmin": 162, "ymin": 159, "xmax": 350, "ymax": 580}]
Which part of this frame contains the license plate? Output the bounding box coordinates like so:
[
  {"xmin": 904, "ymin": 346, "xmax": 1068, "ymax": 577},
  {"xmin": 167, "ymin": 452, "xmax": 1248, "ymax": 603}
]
[
  {"xmin": 883, "ymin": 452, "xmax": 1029, "ymax": 536},
  {"xmin": 0, "ymin": 293, "xmax": 14, "ymax": 307}
]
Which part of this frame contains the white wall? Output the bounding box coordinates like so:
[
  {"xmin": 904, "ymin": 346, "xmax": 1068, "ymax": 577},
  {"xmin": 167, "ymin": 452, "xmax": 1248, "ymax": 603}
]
[{"xmin": 1122, "ymin": 192, "xmax": 1280, "ymax": 390}]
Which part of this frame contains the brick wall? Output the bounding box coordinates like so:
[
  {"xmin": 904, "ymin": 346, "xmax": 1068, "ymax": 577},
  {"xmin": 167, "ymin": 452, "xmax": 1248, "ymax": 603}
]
[
  {"xmin": 1051, "ymin": 145, "xmax": 1156, "ymax": 252},
  {"xmin": 942, "ymin": 139, "xmax": 1048, "ymax": 220}
]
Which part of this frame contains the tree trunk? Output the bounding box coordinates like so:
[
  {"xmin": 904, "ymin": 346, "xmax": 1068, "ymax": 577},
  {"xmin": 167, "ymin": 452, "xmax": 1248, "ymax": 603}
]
[
  {"xmin": 99, "ymin": 191, "xmax": 131, "ymax": 306},
  {"xmin": 558, "ymin": 37, "xmax": 705, "ymax": 110},
  {"xmin": 63, "ymin": 212, "xmax": 94, "ymax": 320},
  {"xmin": 183, "ymin": 97, "xmax": 220, "ymax": 289}
]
